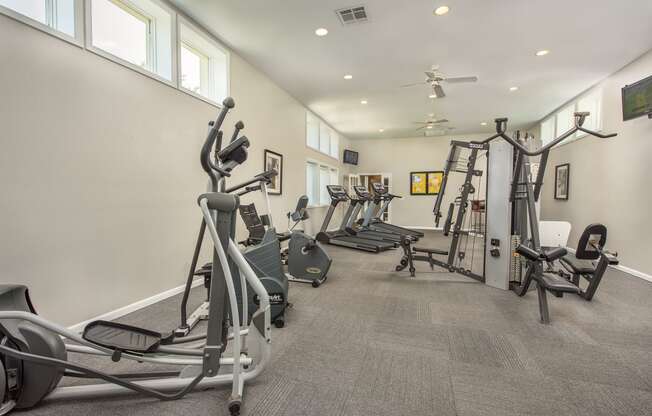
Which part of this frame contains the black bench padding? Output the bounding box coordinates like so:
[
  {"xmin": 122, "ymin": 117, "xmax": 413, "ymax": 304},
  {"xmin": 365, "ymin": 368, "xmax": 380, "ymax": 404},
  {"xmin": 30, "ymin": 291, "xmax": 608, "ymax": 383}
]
[
  {"xmin": 560, "ymin": 255, "xmax": 596, "ymax": 274},
  {"xmin": 413, "ymin": 247, "xmax": 448, "ymax": 256},
  {"xmin": 540, "ymin": 273, "xmax": 581, "ymax": 293}
]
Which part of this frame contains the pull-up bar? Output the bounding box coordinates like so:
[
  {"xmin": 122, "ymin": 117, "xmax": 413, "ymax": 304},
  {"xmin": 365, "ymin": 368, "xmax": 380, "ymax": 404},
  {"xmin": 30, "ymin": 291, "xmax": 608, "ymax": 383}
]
[{"xmin": 475, "ymin": 112, "xmax": 617, "ymax": 156}]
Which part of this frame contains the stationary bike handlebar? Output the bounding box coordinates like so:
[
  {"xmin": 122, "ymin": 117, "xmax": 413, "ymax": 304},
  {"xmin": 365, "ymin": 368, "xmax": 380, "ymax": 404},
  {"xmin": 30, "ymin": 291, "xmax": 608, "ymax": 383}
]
[{"xmin": 475, "ymin": 112, "xmax": 616, "ymax": 156}]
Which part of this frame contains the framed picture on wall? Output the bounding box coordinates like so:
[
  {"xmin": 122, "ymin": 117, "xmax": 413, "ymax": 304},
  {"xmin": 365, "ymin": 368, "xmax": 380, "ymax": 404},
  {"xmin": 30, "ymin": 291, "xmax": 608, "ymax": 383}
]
[
  {"xmin": 410, "ymin": 172, "xmax": 428, "ymax": 195},
  {"xmin": 554, "ymin": 163, "xmax": 569, "ymax": 200},
  {"xmin": 427, "ymin": 171, "xmax": 444, "ymax": 195},
  {"xmin": 264, "ymin": 149, "xmax": 283, "ymax": 195}
]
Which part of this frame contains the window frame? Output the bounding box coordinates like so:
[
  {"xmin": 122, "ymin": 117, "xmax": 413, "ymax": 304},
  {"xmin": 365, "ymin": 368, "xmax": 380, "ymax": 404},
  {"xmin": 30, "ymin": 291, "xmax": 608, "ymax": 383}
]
[
  {"xmin": 306, "ymin": 158, "xmax": 339, "ymax": 208},
  {"xmin": 179, "ymin": 40, "xmax": 209, "ymax": 94},
  {"xmin": 1, "ymin": 0, "xmax": 232, "ymax": 109},
  {"xmin": 0, "ymin": 0, "xmax": 84, "ymax": 46},
  {"xmin": 176, "ymin": 15, "xmax": 231, "ymax": 107},
  {"xmin": 575, "ymin": 91, "xmax": 602, "ymax": 139},
  {"xmin": 84, "ymin": 0, "xmax": 178, "ymax": 88},
  {"xmin": 306, "ymin": 111, "xmax": 340, "ymax": 161}
]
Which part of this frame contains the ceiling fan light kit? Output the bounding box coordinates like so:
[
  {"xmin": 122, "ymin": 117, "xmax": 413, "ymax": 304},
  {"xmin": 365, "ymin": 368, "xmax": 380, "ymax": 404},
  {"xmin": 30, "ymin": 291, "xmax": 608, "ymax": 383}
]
[{"xmin": 400, "ymin": 67, "xmax": 478, "ymax": 133}]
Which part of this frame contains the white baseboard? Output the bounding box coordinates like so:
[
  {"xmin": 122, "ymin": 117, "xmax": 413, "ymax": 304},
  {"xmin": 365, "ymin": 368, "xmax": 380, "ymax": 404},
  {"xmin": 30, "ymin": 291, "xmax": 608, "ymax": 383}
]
[
  {"xmin": 68, "ymin": 278, "xmax": 204, "ymax": 333},
  {"xmin": 565, "ymin": 247, "xmax": 651, "ymax": 283},
  {"xmin": 402, "ymin": 226, "xmax": 442, "ymax": 231},
  {"xmin": 611, "ymin": 264, "xmax": 652, "ymax": 283}
]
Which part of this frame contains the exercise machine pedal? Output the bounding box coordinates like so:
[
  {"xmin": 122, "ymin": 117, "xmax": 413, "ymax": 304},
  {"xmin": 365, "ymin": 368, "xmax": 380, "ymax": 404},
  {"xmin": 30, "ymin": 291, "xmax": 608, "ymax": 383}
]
[{"xmin": 82, "ymin": 321, "xmax": 171, "ymax": 356}]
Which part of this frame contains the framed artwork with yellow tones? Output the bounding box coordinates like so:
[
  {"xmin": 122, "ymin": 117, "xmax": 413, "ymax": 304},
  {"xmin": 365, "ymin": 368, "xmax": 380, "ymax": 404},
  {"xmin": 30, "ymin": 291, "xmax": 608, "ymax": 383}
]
[
  {"xmin": 427, "ymin": 171, "xmax": 444, "ymax": 195},
  {"xmin": 410, "ymin": 172, "xmax": 427, "ymax": 195},
  {"xmin": 411, "ymin": 171, "xmax": 444, "ymax": 195}
]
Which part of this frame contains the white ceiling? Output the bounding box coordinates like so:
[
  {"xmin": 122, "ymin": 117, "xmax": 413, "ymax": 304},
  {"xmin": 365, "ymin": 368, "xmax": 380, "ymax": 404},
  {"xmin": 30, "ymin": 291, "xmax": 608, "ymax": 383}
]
[{"xmin": 170, "ymin": 0, "xmax": 652, "ymax": 139}]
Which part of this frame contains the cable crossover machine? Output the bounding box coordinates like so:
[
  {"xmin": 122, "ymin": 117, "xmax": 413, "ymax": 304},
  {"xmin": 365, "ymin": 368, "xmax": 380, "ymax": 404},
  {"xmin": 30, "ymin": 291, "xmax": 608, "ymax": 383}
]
[
  {"xmin": 396, "ymin": 112, "xmax": 617, "ymax": 323},
  {"xmin": 397, "ymin": 140, "xmax": 488, "ymax": 281}
]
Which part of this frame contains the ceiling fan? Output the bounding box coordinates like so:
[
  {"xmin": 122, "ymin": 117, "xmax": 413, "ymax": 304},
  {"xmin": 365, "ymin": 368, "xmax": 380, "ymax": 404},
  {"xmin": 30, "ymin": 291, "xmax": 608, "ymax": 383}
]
[
  {"xmin": 413, "ymin": 118, "xmax": 449, "ymax": 131},
  {"xmin": 424, "ymin": 126, "xmax": 456, "ymax": 136},
  {"xmin": 401, "ymin": 65, "xmax": 478, "ymax": 98}
]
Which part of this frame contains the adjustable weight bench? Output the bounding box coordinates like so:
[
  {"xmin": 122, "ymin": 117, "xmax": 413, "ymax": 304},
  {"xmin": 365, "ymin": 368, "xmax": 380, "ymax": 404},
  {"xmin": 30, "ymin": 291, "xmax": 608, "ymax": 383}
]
[{"xmin": 395, "ymin": 237, "xmax": 449, "ymax": 277}]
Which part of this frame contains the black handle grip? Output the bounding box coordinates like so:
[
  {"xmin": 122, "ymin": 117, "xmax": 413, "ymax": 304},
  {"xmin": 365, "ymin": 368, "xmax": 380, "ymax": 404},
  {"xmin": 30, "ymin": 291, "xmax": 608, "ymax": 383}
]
[
  {"xmin": 210, "ymin": 97, "xmax": 235, "ymax": 136},
  {"xmin": 199, "ymin": 192, "xmax": 239, "ymax": 212},
  {"xmin": 230, "ymin": 121, "xmax": 244, "ymax": 143}
]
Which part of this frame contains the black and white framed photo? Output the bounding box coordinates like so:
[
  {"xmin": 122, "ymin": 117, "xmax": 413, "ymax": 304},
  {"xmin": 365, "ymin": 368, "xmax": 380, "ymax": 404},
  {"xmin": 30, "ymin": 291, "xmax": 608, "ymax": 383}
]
[
  {"xmin": 554, "ymin": 163, "xmax": 570, "ymax": 200},
  {"xmin": 264, "ymin": 149, "xmax": 283, "ymax": 195}
]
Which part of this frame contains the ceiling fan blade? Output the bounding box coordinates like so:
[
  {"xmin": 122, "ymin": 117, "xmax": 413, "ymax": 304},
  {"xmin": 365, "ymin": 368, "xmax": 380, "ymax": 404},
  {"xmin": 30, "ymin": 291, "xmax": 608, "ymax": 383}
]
[
  {"xmin": 401, "ymin": 81, "xmax": 428, "ymax": 88},
  {"xmin": 434, "ymin": 84, "xmax": 446, "ymax": 98},
  {"xmin": 415, "ymin": 126, "xmax": 426, "ymax": 131},
  {"xmin": 432, "ymin": 118, "xmax": 449, "ymax": 124},
  {"xmin": 412, "ymin": 122, "xmax": 429, "ymax": 124},
  {"xmin": 443, "ymin": 76, "xmax": 478, "ymax": 83},
  {"xmin": 424, "ymin": 71, "xmax": 437, "ymax": 79}
]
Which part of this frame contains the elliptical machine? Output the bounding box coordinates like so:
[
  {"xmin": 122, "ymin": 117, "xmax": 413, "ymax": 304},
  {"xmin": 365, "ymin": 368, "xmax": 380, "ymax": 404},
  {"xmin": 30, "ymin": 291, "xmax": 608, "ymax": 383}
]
[
  {"xmin": 177, "ymin": 137, "xmax": 289, "ymax": 334},
  {"xmin": 0, "ymin": 97, "xmax": 271, "ymax": 416}
]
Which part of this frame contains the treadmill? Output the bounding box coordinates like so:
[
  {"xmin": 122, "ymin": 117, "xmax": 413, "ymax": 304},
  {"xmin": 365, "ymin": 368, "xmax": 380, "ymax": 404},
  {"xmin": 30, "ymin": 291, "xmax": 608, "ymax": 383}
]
[
  {"xmin": 346, "ymin": 185, "xmax": 417, "ymax": 243},
  {"xmin": 359, "ymin": 182, "xmax": 425, "ymax": 239},
  {"xmin": 316, "ymin": 185, "xmax": 396, "ymax": 253}
]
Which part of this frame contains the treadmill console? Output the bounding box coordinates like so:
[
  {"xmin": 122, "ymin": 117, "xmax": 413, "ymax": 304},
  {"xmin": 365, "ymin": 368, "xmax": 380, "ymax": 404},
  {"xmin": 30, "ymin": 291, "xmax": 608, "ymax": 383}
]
[
  {"xmin": 371, "ymin": 182, "xmax": 387, "ymax": 195},
  {"xmin": 326, "ymin": 185, "xmax": 349, "ymax": 201},
  {"xmin": 353, "ymin": 185, "xmax": 373, "ymax": 200}
]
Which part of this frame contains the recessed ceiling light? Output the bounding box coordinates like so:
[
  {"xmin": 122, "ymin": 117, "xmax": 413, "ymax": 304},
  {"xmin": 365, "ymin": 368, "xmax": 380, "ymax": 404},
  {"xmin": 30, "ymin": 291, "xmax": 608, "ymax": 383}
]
[
  {"xmin": 343, "ymin": 74, "xmax": 353, "ymax": 80},
  {"xmin": 360, "ymin": 99, "xmax": 368, "ymax": 104},
  {"xmin": 378, "ymin": 128, "xmax": 384, "ymax": 133},
  {"xmin": 427, "ymin": 125, "xmax": 433, "ymax": 129},
  {"xmin": 429, "ymin": 94, "xmax": 437, "ymax": 99},
  {"xmin": 481, "ymin": 122, "xmax": 487, "ymax": 126},
  {"xmin": 315, "ymin": 28, "xmax": 328, "ymax": 37},
  {"xmin": 509, "ymin": 86, "xmax": 519, "ymax": 91},
  {"xmin": 434, "ymin": 6, "xmax": 450, "ymax": 16},
  {"xmin": 535, "ymin": 49, "xmax": 550, "ymax": 56}
]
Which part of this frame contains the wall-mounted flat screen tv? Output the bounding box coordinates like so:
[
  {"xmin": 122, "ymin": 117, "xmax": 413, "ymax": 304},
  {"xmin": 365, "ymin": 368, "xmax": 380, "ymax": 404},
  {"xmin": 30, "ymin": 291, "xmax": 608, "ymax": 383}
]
[
  {"xmin": 343, "ymin": 149, "xmax": 359, "ymax": 165},
  {"xmin": 622, "ymin": 74, "xmax": 652, "ymax": 121}
]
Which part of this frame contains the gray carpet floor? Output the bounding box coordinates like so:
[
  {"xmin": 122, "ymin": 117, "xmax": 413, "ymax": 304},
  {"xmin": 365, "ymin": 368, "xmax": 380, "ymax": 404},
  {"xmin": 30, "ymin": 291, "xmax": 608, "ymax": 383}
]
[{"xmin": 22, "ymin": 231, "xmax": 652, "ymax": 415}]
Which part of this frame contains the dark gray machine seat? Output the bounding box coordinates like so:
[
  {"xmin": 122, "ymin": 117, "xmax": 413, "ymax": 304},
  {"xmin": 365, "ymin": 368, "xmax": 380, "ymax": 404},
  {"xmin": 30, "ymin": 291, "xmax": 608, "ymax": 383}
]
[
  {"xmin": 540, "ymin": 273, "xmax": 582, "ymax": 293},
  {"xmin": 559, "ymin": 256, "xmax": 596, "ymax": 274}
]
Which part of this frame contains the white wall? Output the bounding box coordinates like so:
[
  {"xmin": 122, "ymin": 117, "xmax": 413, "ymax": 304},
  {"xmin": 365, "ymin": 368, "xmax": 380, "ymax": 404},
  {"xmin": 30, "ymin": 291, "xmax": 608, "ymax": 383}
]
[
  {"xmin": 539, "ymin": 50, "xmax": 652, "ymax": 274},
  {"xmin": 350, "ymin": 134, "xmax": 488, "ymax": 228},
  {"xmin": 0, "ymin": 13, "xmax": 350, "ymax": 325}
]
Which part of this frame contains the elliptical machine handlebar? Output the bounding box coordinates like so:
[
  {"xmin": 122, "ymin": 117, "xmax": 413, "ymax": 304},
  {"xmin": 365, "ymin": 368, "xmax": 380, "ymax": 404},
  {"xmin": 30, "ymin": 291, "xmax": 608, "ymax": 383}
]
[
  {"xmin": 223, "ymin": 169, "xmax": 276, "ymax": 194},
  {"xmin": 200, "ymin": 97, "xmax": 237, "ymax": 190},
  {"xmin": 230, "ymin": 121, "xmax": 244, "ymax": 143}
]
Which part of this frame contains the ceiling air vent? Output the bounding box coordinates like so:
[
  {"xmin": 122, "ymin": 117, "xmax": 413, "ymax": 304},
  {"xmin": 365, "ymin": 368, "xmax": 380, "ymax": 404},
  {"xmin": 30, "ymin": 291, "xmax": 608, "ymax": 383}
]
[{"xmin": 336, "ymin": 6, "xmax": 368, "ymax": 25}]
